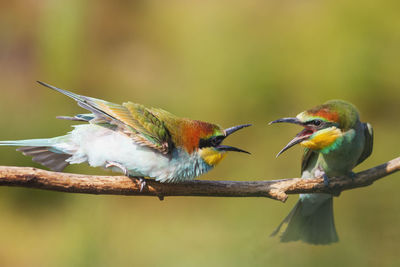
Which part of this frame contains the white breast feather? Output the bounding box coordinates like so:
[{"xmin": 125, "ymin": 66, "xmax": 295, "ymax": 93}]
[{"xmin": 54, "ymin": 124, "xmax": 211, "ymax": 182}]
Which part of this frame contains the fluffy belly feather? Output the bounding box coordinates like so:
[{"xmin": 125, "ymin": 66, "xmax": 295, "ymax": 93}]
[{"xmin": 55, "ymin": 124, "xmax": 212, "ymax": 182}]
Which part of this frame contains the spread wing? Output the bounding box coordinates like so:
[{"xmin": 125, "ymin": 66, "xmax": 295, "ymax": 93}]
[
  {"xmin": 356, "ymin": 122, "xmax": 373, "ymax": 166},
  {"xmin": 38, "ymin": 81, "xmax": 172, "ymax": 154}
]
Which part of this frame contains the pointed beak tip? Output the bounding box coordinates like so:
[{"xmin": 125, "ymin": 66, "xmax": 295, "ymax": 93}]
[
  {"xmin": 234, "ymin": 148, "xmax": 251, "ymax": 155},
  {"xmin": 224, "ymin": 123, "xmax": 252, "ymax": 137},
  {"xmin": 239, "ymin": 150, "xmax": 251, "ymax": 155},
  {"xmin": 275, "ymin": 149, "xmax": 285, "ymax": 158},
  {"xmin": 268, "ymin": 119, "xmax": 285, "ymax": 125}
]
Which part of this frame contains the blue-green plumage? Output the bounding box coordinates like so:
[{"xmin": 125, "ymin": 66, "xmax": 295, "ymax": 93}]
[{"xmin": 270, "ymin": 100, "xmax": 373, "ymax": 244}]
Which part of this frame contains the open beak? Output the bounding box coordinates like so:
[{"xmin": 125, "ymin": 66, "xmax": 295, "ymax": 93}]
[
  {"xmin": 269, "ymin": 117, "xmax": 314, "ymax": 157},
  {"xmin": 219, "ymin": 124, "xmax": 252, "ymax": 154},
  {"xmin": 216, "ymin": 145, "xmax": 250, "ymax": 154}
]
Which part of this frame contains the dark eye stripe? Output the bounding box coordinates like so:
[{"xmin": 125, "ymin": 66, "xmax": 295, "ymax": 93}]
[
  {"xmin": 199, "ymin": 136, "xmax": 224, "ymax": 148},
  {"xmin": 198, "ymin": 139, "xmax": 210, "ymax": 148}
]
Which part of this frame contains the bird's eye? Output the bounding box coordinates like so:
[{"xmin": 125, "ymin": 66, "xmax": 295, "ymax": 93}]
[{"xmin": 311, "ymin": 119, "xmax": 322, "ymax": 126}]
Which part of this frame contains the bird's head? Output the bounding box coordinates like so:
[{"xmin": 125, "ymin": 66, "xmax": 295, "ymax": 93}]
[
  {"xmin": 179, "ymin": 121, "xmax": 251, "ymax": 166},
  {"xmin": 270, "ymin": 100, "xmax": 360, "ymax": 157}
]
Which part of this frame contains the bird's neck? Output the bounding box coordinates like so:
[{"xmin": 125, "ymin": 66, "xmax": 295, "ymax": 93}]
[
  {"xmin": 199, "ymin": 147, "xmax": 226, "ymax": 166},
  {"xmin": 164, "ymin": 148, "xmax": 214, "ymax": 182}
]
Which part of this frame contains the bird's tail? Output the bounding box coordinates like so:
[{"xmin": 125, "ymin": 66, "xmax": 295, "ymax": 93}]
[
  {"xmin": 271, "ymin": 193, "xmax": 338, "ymax": 245},
  {"xmin": 0, "ymin": 138, "xmax": 71, "ymax": 172}
]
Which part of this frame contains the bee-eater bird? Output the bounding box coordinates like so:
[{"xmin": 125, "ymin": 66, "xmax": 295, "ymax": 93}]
[
  {"xmin": 0, "ymin": 82, "xmax": 251, "ymax": 187},
  {"xmin": 269, "ymin": 100, "xmax": 373, "ymax": 244}
]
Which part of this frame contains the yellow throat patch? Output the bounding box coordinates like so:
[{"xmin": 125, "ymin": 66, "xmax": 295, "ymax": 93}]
[
  {"xmin": 199, "ymin": 147, "xmax": 227, "ymax": 166},
  {"xmin": 300, "ymin": 127, "xmax": 342, "ymax": 150}
]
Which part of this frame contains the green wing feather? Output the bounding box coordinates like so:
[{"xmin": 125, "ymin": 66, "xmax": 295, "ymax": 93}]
[
  {"xmin": 122, "ymin": 102, "xmax": 172, "ymax": 153},
  {"xmin": 38, "ymin": 81, "xmax": 172, "ymax": 154},
  {"xmin": 356, "ymin": 122, "xmax": 373, "ymax": 166},
  {"xmin": 301, "ymin": 148, "xmax": 318, "ymax": 174}
]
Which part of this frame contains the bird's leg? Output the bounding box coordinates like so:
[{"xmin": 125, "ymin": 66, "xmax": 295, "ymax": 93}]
[
  {"xmin": 315, "ymin": 166, "xmax": 343, "ymax": 196},
  {"xmin": 105, "ymin": 161, "xmax": 147, "ymax": 192},
  {"xmin": 105, "ymin": 161, "xmax": 129, "ymax": 175}
]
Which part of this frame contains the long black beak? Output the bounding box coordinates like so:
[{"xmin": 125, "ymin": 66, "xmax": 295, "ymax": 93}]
[
  {"xmin": 275, "ymin": 131, "xmax": 310, "ymax": 157},
  {"xmin": 269, "ymin": 117, "xmax": 311, "ymax": 157},
  {"xmin": 269, "ymin": 117, "xmax": 303, "ymax": 126},
  {"xmin": 224, "ymin": 124, "xmax": 252, "ymax": 136},
  {"xmin": 216, "ymin": 145, "xmax": 250, "ymax": 154},
  {"xmin": 220, "ymin": 124, "xmax": 252, "ymax": 154}
]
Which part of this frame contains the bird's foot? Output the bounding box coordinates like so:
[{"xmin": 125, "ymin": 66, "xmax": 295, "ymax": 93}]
[
  {"xmin": 315, "ymin": 168, "xmax": 343, "ymax": 196},
  {"xmin": 130, "ymin": 177, "xmax": 164, "ymax": 200},
  {"xmin": 137, "ymin": 177, "xmax": 147, "ymax": 192},
  {"xmin": 348, "ymin": 171, "xmax": 356, "ymax": 182},
  {"xmin": 133, "ymin": 177, "xmax": 164, "ymax": 200},
  {"xmin": 323, "ymin": 173, "xmax": 330, "ymax": 187},
  {"xmin": 315, "ymin": 168, "xmax": 330, "ymax": 186},
  {"xmin": 129, "ymin": 176, "xmax": 147, "ymax": 192},
  {"xmin": 105, "ymin": 161, "xmax": 148, "ymax": 192}
]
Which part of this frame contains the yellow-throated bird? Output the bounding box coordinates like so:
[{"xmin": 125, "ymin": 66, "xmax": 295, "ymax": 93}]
[
  {"xmin": 270, "ymin": 100, "xmax": 373, "ymax": 244},
  {"xmin": 0, "ymin": 82, "xmax": 251, "ymax": 188}
]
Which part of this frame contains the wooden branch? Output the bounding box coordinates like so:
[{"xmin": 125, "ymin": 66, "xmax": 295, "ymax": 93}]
[{"xmin": 0, "ymin": 157, "xmax": 399, "ymax": 202}]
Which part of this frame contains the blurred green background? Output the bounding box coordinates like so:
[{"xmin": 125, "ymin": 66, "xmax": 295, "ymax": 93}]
[{"xmin": 0, "ymin": 0, "xmax": 399, "ymax": 266}]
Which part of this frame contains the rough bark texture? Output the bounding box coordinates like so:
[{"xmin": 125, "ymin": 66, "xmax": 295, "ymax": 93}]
[{"xmin": 0, "ymin": 157, "xmax": 399, "ymax": 202}]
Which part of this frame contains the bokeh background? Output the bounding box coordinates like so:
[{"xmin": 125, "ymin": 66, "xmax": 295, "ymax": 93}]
[{"xmin": 0, "ymin": 0, "xmax": 399, "ymax": 266}]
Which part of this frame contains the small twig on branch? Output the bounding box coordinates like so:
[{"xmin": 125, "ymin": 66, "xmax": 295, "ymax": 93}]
[{"xmin": 0, "ymin": 157, "xmax": 399, "ymax": 202}]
